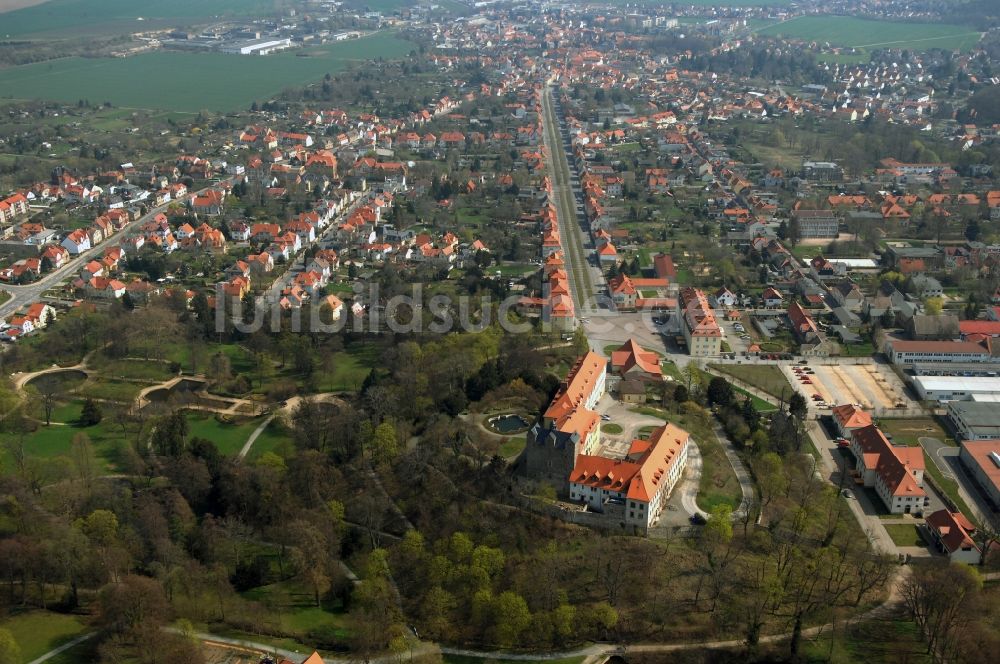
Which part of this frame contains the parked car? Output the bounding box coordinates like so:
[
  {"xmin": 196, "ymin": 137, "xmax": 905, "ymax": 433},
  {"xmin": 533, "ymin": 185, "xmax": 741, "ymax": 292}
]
[{"xmin": 836, "ymin": 439, "xmax": 850, "ymax": 448}]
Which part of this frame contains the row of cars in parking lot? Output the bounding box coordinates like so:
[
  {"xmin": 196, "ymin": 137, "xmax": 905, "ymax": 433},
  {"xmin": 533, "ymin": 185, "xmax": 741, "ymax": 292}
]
[{"xmin": 793, "ymin": 365, "xmax": 831, "ymax": 410}]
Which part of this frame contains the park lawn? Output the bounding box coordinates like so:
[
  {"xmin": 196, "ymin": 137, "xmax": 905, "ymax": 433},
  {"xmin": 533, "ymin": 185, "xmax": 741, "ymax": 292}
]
[
  {"xmin": 185, "ymin": 412, "xmax": 263, "ymax": 457},
  {"xmin": 497, "ymin": 435, "xmax": 526, "ymax": 458},
  {"xmin": 0, "ymin": 611, "xmax": 89, "ymax": 662},
  {"xmin": 163, "ymin": 341, "xmax": 255, "ymax": 376},
  {"xmin": 242, "ymin": 580, "xmax": 349, "ymax": 640},
  {"xmin": 709, "ymin": 364, "xmax": 794, "ymax": 400},
  {"xmin": 77, "ymin": 378, "xmax": 142, "ymax": 403},
  {"xmin": 601, "ymin": 423, "xmax": 623, "ymax": 434},
  {"xmin": 799, "ymin": 615, "xmax": 933, "ymax": 664},
  {"xmin": 755, "ymin": 16, "xmax": 980, "ymax": 52},
  {"xmin": 87, "ymin": 358, "xmax": 175, "ymax": 381},
  {"xmin": 246, "ymin": 420, "xmax": 294, "ymax": 461},
  {"xmin": 877, "ymin": 418, "xmax": 953, "ymax": 448},
  {"xmin": 320, "ymin": 344, "xmax": 381, "ymax": 393},
  {"xmin": 0, "ymin": 34, "xmax": 416, "ymax": 112},
  {"xmin": 0, "ymin": 408, "xmax": 126, "ymax": 475},
  {"xmin": 883, "ymin": 524, "xmax": 926, "ymax": 548}
]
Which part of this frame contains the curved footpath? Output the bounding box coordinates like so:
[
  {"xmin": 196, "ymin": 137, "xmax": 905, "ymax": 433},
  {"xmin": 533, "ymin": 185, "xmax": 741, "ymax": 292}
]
[{"xmin": 166, "ymin": 568, "xmax": 931, "ymax": 664}]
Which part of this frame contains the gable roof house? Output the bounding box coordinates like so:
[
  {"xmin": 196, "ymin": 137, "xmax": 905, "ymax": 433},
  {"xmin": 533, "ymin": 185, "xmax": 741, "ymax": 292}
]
[
  {"xmin": 61, "ymin": 229, "xmax": 91, "ymax": 255},
  {"xmin": 831, "ymin": 404, "xmax": 872, "ymax": 438},
  {"xmin": 924, "ymin": 509, "xmax": 981, "ymax": 564},
  {"xmin": 610, "ymin": 339, "xmax": 663, "ymax": 383}
]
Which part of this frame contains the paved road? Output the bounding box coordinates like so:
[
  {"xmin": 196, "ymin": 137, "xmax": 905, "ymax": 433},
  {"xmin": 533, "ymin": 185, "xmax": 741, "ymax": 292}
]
[
  {"xmin": 540, "ymin": 84, "xmax": 600, "ymax": 315},
  {"xmin": 0, "ymin": 181, "xmax": 230, "ymax": 322},
  {"xmin": 711, "ymin": 419, "xmax": 755, "ymax": 520}
]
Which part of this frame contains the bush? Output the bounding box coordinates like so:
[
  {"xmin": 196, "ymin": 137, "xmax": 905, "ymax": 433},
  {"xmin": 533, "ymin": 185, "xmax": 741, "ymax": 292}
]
[{"xmin": 80, "ymin": 397, "xmax": 103, "ymax": 426}]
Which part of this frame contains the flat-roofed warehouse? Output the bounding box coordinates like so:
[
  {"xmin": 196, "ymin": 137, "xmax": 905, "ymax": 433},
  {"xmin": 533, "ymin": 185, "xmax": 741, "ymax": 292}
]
[
  {"xmin": 948, "ymin": 401, "xmax": 1000, "ymax": 441},
  {"xmin": 959, "ymin": 440, "xmax": 1000, "ymax": 507},
  {"xmin": 913, "ymin": 376, "xmax": 1000, "ymax": 402}
]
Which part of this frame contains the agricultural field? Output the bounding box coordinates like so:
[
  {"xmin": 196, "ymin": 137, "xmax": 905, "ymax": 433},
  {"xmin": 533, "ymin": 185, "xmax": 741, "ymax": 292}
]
[
  {"xmin": 0, "ymin": 33, "xmax": 417, "ymax": 112},
  {"xmin": 755, "ymin": 16, "xmax": 982, "ymax": 52},
  {"xmin": 0, "ymin": 0, "xmax": 275, "ymax": 39}
]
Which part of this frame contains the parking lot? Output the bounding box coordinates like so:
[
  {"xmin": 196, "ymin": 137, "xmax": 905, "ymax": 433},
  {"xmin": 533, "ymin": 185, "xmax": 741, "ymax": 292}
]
[{"xmin": 783, "ymin": 363, "xmax": 917, "ymax": 412}]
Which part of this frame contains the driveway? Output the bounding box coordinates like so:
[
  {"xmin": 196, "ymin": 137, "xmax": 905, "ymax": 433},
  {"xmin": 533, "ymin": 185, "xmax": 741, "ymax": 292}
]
[
  {"xmin": 920, "ymin": 436, "xmax": 1000, "ymax": 530},
  {"xmin": 593, "ymin": 395, "xmax": 664, "ymax": 459}
]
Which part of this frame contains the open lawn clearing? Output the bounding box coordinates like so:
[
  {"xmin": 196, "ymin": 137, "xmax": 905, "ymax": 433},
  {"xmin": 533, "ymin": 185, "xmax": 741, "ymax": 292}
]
[
  {"xmin": 241, "ymin": 579, "xmax": 349, "ymax": 641},
  {"xmin": 0, "ymin": 404, "xmax": 127, "ymax": 474},
  {"xmin": 0, "ymin": 610, "xmax": 89, "ymax": 662},
  {"xmin": 755, "ymin": 16, "xmax": 981, "ymax": 52},
  {"xmin": 0, "ymin": 34, "xmax": 416, "ymax": 112},
  {"xmin": 185, "ymin": 412, "xmax": 263, "ymax": 457},
  {"xmin": 877, "ymin": 418, "xmax": 953, "ymax": 448},
  {"xmin": 601, "ymin": 422, "xmax": 623, "ymax": 434},
  {"xmin": 883, "ymin": 523, "xmax": 926, "ymax": 548},
  {"xmin": 709, "ymin": 364, "xmax": 793, "ymax": 400},
  {"xmin": 497, "ymin": 435, "xmax": 526, "ymax": 458},
  {"xmin": 0, "ymin": 0, "xmax": 275, "ymax": 39},
  {"xmin": 77, "ymin": 377, "xmax": 142, "ymax": 403},
  {"xmin": 246, "ymin": 420, "xmax": 293, "ymax": 461},
  {"xmin": 799, "ymin": 614, "xmax": 933, "ymax": 664},
  {"xmin": 321, "ymin": 343, "xmax": 381, "ymax": 393},
  {"xmin": 87, "ymin": 358, "xmax": 175, "ymax": 381}
]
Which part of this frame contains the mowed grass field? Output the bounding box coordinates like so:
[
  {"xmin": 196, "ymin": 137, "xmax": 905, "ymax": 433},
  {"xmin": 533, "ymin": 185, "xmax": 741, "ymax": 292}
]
[
  {"xmin": 0, "ymin": 32, "xmax": 416, "ymax": 112},
  {"xmin": 0, "ymin": 0, "xmax": 274, "ymax": 39},
  {"xmin": 756, "ymin": 16, "xmax": 981, "ymax": 51}
]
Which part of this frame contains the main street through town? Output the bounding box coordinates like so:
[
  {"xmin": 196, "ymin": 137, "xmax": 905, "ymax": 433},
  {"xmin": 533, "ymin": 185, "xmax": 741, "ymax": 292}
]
[{"xmin": 540, "ymin": 83, "xmax": 604, "ymax": 316}]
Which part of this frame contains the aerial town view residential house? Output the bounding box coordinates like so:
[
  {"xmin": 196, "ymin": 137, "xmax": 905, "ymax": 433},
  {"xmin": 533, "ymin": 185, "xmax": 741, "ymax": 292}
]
[{"xmin": 676, "ymin": 287, "xmax": 722, "ymax": 356}]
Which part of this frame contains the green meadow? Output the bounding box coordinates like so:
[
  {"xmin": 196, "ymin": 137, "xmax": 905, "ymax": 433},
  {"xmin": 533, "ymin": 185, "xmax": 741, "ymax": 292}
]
[
  {"xmin": 755, "ymin": 16, "xmax": 981, "ymax": 51},
  {"xmin": 0, "ymin": 33, "xmax": 416, "ymax": 112}
]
